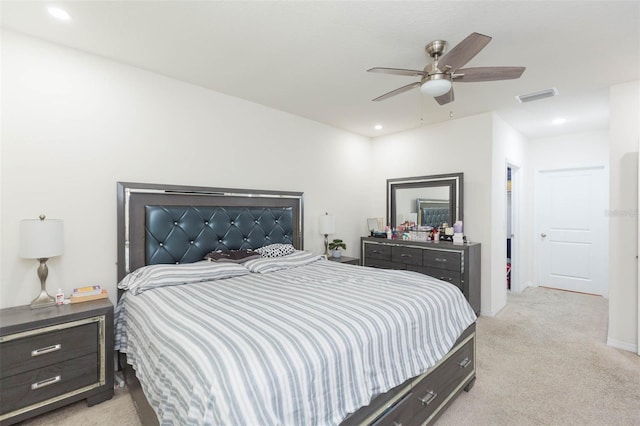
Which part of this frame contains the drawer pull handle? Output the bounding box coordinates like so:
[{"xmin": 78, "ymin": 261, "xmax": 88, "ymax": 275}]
[
  {"xmin": 400, "ymin": 254, "xmax": 412, "ymax": 258},
  {"xmin": 31, "ymin": 375, "xmax": 61, "ymax": 390},
  {"xmin": 435, "ymin": 258, "xmax": 447, "ymax": 262},
  {"xmin": 419, "ymin": 390, "xmax": 437, "ymax": 406},
  {"xmin": 440, "ymin": 276, "xmax": 452, "ymax": 281},
  {"xmin": 459, "ymin": 357, "xmax": 471, "ymax": 369},
  {"xmin": 372, "ymin": 250, "xmax": 381, "ymax": 254},
  {"xmin": 31, "ymin": 344, "xmax": 61, "ymax": 357}
]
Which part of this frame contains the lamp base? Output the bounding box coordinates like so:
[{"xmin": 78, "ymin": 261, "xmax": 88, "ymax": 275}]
[
  {"xmin": 30, "ymin": 289, "xmax": 56, "ymax": 309},
  {"xmin": 324, "ymin": 234, "xmax": 330, "ymax": 257},
  {"xmin": 30, "ymin": 257, "xmax": 55, "ymax": 309}
]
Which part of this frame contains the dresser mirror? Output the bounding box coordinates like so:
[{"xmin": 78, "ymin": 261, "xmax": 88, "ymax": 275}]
[{"xmin": 387, "ymin": 173, "xmax": 463, "ymax": 229}]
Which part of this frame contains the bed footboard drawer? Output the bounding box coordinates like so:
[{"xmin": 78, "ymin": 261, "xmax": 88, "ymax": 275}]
[
  {"xmin": 411, "ymin": 333, "xmax": 475, "ymax": 424},
  {"xmin": 371, "ymin": 392, "xmax": 414, "ymax": 426}
]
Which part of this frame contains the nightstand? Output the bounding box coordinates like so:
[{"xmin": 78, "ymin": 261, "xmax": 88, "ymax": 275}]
[
  {"xmin": 328, "ymin": 256, "xmax": 360, "ymax": 266},
  {"xmin": 0, "ymin": 299, "xmax": 114, "ymax": 425}
]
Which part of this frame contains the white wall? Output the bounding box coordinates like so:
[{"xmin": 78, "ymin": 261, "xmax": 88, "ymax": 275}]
[
  {"xmin": 491, "ymin": 115, "xmax": 531, "ymax": 307},
  {"xmin": 370, "ymin": 114, "xmax": 499, "ymax": 315},
  {"xmin": 0, "ymin": 30, "xmax": 372, "ymax": 308},
  {"xmin": 608, "ymin": 80, "xmax": 640, "ymax": 352}
]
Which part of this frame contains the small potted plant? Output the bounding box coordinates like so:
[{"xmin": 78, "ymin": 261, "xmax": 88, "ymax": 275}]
[{"xmin": 328, "ymin": 238, "xmax": 346, "ymax": 259}]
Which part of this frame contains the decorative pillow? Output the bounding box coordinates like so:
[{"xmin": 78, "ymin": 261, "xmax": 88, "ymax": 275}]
[
  {"xmin": 255, "ymin": 243, "xmax": 296, "ymax": 258},
  {"xmin": 244, "ymin": 250, "xmax": 322, "ymax": 273},
  {"xmin": 204, "ymin": 249, "xmax": 261, "ymax": 263},
  {"xmin": 118, "ymin": 261, "xmax": 250, "ymax": 295}
]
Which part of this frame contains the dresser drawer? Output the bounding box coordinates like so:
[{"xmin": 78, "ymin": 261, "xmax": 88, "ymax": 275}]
[
  {"xmin": 407, "ymin": 265, "xmax": 462, "ymax": 288},
  {"xmin": 0, "ymin": 353, "xmax": 97, "ymax": 415},
  {"xmin": 365, "ymin": 258, "xmax": 405, "ymax": 270},
  {"xmin": 391, "ymin": 246, "xmax": 422, "ymax": 266},
  {"xmin": 422, "ymin": 250, "xmax": 461, "ymax": 272},
  {"xmin": 0, "ymin": 322, "xmax": 98, "ymax": 379},
  {"xmin": 411, "ymin": 336, "xmax": 475, "ymax": 422},
  {"xmin": 364, "ymin": 243, "xmax": 392, "ymax": 261}
]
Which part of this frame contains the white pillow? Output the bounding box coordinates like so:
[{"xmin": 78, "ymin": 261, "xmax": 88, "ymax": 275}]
[{"xmin": 118, "ymin": 261, "xmax": 249, "ymax": 295}]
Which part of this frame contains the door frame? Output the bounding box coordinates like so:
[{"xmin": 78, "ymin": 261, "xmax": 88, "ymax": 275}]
[
  {"xmin": 533, "ymin": 164, "xmax": 609, "ymax": 297},
  {"xmin": 506, "ymin": 160, "xmax": 522, "ymax": 292}
]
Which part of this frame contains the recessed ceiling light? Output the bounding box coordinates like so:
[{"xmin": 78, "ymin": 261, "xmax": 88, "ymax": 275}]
[
  {"xmin": 374, "ymin": 124, "xmax": 383, "ymax": 130},
  {"xmin": 47, "ymin": 6, "xmax": 71, "ymax": 21},
  {"xmin": 551, "ymin": 117, "xmax": 567, "ymax": 125}
]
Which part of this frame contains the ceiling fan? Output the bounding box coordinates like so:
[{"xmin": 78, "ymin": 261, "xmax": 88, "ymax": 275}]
[{"xmin": 368, "ymin": 32, "xmax": 525, "ymax": 105}]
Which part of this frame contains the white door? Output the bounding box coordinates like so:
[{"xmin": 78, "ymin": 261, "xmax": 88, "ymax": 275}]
[{"xmin": 536, "ymin": 166, "xmax": 608, "ymax": 296}]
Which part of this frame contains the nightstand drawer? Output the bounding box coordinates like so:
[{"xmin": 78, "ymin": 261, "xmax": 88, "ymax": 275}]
[
  {"xmin": 0, "ymin": 322, "xmax": 98, "ymax": 378},
  {"xmin": 0, "ymin": 353, "xmax": 97, "ymax": 415},
  {"xmin": 422, "ymin": 250, "xmax": 461, "ymax": 271}
]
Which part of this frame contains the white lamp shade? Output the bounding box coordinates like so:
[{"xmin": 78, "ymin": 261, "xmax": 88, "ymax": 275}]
[
  {"xmin": 420, "ymin": 79, "xmax": 452, "ymax": 97},
  {"xmin": 20, "ymin": 219, "xmax": 64, "ymax": 259},
  {"xmin": 319, "ymin": 214, "xmax": 335, "ymax": 235}
]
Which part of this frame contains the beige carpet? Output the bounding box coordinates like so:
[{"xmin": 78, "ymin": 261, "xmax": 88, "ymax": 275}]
[
  {"xmin": 436, "ymin": 287, "xmax": 640, "ymax": 426},
  {"xmin": 20, "ymin": 287, "xmax": 640, "ymax": 425}
]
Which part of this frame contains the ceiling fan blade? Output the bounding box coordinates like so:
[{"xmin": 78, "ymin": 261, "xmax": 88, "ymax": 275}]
[
  {"xmin": 372, "ymin": 82, "xmax": 421, "ymax": 101},
  {"xmin": 454, "ymin": 66, "xmax": 526, "ymax": 82},
  {"xmin": 434, "ymin": 87, "xmax": 454, "ymax": 105},
  {"xmin": 437, "ymin": 32, "xmax": 492, "ymax": 73},
  {"xmin": 367, "ymin": 67, "xmax": 426, "ymax": 77}
]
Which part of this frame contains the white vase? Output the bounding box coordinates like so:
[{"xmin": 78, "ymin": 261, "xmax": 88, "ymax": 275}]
[{"xmin": 332, "ymin": 250, "xmax": 342, "ymax": 259}]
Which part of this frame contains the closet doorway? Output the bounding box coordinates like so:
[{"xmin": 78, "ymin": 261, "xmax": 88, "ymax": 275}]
[{"xmin": 506, "ymin": 162, "xmax": 521, "ymax": 292}]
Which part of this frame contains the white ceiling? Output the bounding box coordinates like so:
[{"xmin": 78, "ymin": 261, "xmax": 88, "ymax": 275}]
[{"xmin": 2, "ymin": 1, "xmax": 638, "ymax": 139}]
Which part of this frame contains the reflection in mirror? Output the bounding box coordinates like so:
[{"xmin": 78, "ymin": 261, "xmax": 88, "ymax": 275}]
[{"xmin": 387, "ymin": 173, "xmax": 463, "ymax": 229}]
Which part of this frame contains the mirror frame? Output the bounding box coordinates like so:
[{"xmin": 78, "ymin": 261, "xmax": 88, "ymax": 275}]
[{"xmin": 387, "ymin": 173, "xmax": 463, "ymax": 228}]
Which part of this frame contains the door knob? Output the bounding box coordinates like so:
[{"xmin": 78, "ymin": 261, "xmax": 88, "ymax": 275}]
[{"xmin": 541, "ymin": 233, "xmax": 547, "ymax": 238}]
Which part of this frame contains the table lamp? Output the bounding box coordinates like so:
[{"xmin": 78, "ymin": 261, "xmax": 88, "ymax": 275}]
[
  {"xmin": 319, "ymin": 212, "xmax": 335, "ymax": 257},
  {"xmin": 20, "ymin": 215, "xmax": 64, "ymax": 309}
]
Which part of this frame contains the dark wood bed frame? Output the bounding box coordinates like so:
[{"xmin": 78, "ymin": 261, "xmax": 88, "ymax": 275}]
[{"xmin": 116, "ymin": 182, "xmax": 476, "ymax": 426}]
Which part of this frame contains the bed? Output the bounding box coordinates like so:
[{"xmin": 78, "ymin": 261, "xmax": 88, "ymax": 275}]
[{"xmin": 115, "ymin": 182, "xmax": 477, "ymax": 425}]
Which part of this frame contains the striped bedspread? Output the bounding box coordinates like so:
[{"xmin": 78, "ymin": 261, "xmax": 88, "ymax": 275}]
[{"xmin": 115, "ymin": 258, "xmax": 476, "ymax": 425}]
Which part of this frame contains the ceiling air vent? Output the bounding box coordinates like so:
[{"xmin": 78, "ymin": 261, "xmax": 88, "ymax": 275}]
[{"xmin": 515, "ymin": 87, "xmax": 559, "ymax": 103}]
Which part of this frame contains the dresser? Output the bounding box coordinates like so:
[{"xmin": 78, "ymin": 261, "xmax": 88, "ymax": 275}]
[
  {"xmin": 361, "ymin": 237, "xmax": 481, "ymax": 314},
  {"xmin": 0, "ymin": 299, "xmax": 114, "ymax": 425}
]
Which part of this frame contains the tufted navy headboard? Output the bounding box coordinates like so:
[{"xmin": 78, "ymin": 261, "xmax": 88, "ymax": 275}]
[
  {"xmin": 117, "ymin": 182, "xmax": 303, "ymax": 284},
  {"xmin": 145, "ymin": 205, "xmax": 295, "ymax": 265}
]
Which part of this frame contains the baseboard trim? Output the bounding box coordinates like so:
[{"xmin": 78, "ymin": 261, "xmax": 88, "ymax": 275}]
[{"xmin": 607, "ymin": 337, "xmax": 638, "ymax": 353}]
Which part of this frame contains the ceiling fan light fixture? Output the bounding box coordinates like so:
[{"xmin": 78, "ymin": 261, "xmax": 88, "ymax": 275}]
[{"xmin": 420, "ymin": 78, "xmax": 452, "ymax": 97}]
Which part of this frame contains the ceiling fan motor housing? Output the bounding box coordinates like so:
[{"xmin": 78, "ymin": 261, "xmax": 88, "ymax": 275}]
[
  {"xmin": 422, "ymin": 62, "xmax": 451, "ymax": 84},
  {"xmin": 425, "ymin": 40, "xmax": 447, "ymax": 59}
]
